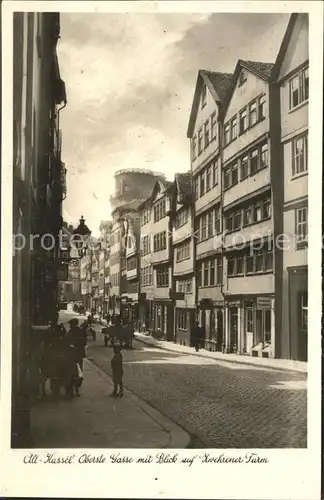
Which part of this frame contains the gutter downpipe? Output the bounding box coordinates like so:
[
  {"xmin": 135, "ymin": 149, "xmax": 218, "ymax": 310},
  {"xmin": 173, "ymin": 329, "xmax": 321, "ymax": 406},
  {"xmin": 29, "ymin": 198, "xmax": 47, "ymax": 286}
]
[{"xmin": 218, "ymin": 105, "xmax": 226, "ymax": 353}]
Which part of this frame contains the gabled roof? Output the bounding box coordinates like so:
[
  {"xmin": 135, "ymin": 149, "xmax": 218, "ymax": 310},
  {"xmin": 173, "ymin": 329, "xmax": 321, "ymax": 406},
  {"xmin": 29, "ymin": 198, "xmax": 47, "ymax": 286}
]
[
  {"xmin": 223, "ymin": 59, "xmax": 274, "ymax": 116},
  {"xmin": 175, "ymin": 172, "xmax": 192, "ymax": 203},
  {"xmin": 187, "ymin": 70, "xmax": 233, "ymax": 138},
  {"xmin": 137, "ymin": 178, "xmax": 174, "ymax": 211},
  {"xmin": 272, "ymin": 14, "xmax": 299, "ymax": 81},
  {"xmin": 239, "ymin": 60, "xmax": 274, "ymax": 80}
]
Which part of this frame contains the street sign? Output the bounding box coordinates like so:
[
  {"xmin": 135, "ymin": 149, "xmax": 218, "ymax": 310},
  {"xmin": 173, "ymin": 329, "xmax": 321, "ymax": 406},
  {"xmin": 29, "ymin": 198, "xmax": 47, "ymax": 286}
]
[{"xmin": 256, "ymin": 297, "xmax": 272, "ymax": 309}]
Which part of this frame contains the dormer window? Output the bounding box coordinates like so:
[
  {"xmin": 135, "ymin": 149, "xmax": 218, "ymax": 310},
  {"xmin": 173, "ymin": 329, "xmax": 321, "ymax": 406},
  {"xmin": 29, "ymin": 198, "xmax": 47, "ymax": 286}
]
[
  {"xmin": 201, "ymin": 84, "xmax": 207, "ymax": 109},
  {"xmin": 239, "ymin": 70, "xmax": 247, "ymax": 87}
]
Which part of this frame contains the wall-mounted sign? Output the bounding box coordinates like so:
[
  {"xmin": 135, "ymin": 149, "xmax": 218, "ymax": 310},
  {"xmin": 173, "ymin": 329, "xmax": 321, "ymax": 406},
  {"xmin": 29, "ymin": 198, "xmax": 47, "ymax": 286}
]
[{"xmin": 256, "ymin": 297, "xmax": 272, "ymax": 310}]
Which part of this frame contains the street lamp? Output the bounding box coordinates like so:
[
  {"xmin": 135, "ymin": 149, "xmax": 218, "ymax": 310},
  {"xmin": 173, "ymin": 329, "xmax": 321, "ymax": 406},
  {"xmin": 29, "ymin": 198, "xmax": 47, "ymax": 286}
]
[{"xmin": 73, "ymin": 216, "xmax": 91, "ymax": 258}]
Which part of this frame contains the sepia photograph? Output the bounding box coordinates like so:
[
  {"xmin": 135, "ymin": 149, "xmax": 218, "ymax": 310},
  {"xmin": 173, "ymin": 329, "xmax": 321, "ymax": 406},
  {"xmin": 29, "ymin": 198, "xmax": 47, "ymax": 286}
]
[
  {"xmin": 1, "ymin": 1, "xmax": 322, "ymax": 498},
  {"xmin": 11, "ymin": 9, "xmax": 309, "ymax": 449}
]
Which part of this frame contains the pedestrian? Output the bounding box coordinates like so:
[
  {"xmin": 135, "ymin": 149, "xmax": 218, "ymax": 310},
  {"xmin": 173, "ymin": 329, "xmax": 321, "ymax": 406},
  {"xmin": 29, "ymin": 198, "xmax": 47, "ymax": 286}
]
[
  {"xmin": 66, "ymin": 318, "xmax": 87, "ymax": 396},
  {"xmin": 193, "ymin": 322, "xmax": 202, "ymax": 352},
  {"xmin": 110, "ymin": 345, "xmax": 124, "ymax": 397},
  {"xmin": 87, "ymin": 314, "xmax": 92, "ymax": 326}
]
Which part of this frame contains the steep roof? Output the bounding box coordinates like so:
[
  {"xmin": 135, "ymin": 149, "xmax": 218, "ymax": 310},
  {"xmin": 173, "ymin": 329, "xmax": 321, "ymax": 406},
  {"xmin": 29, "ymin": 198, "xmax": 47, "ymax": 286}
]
[
  {"xmin": 187, "ymin": 70, "xmax": 233, "ymax": 138},
  {"xmin": 137, "ymin": 178, "xmax": 174, "ymax": 211},
  {"xmin": 223, "ymin": 59, "xmax": 274, "ymax": 116},
  {"xmin": 175, "ymin": 172, "xmax": 192, "ymax": 201},
  {"xmin": 201, "ymin": 71, "xmax": 233, "ymax": 102},
  {"xmin": 272, "ymin": 14, "xmax": 300, "ymax": 81},
  {"xmin": 239, "ymin": 60, "xmax": 274, "ymax": 80}
]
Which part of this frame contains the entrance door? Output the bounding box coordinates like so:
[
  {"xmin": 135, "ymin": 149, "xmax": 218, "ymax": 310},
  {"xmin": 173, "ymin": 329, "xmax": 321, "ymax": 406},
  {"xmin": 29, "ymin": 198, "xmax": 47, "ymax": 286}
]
[
  {"xmin": 298, "ymin": 291, "xmax": 308, "ymax": 361},
  {"xmin": 216, "ymin": 309, "xmax": 223, "ymax": 351},
  {"xmin": 229, "ymin": 307, "xmax": 238, "ymax": 352}
]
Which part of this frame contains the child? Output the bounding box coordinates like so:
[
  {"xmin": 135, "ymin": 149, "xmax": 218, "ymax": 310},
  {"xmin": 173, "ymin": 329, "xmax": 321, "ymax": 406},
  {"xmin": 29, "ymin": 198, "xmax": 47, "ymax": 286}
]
[{"xmin": 111, "ymin": 345, "xmax": 123, "ymax": 397}]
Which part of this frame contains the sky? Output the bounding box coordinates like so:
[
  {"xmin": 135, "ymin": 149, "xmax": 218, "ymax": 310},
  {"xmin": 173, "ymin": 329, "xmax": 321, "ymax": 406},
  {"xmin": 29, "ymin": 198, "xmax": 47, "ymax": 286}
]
[{"xmin": 58, "ymin": 12, "xmax": 289, "ymax": 235}]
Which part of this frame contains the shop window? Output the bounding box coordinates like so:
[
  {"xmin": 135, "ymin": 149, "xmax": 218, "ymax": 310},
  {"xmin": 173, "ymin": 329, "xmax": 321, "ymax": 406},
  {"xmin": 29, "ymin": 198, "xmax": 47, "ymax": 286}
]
[
  {"xmin": 264, "ymin": 309, "xmax": 271, "ymax": 343},
  {"xmin": 246, "ymin": 307, "xmax": 253, "ymax": 332}
]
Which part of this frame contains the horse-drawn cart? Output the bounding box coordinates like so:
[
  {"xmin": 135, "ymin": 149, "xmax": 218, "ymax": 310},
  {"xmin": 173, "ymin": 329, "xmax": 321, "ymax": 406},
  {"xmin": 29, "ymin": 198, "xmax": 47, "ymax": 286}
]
[{"xmin": 102, "ymin": 324, "xmax": 134, "ymax": 349}]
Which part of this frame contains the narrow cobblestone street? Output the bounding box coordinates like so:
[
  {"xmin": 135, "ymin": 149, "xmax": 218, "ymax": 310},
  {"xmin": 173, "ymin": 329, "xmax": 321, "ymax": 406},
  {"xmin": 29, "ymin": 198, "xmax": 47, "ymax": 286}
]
[{"xmin": 62, "ymin": 314, "xmax": 307, "ymax": 449}]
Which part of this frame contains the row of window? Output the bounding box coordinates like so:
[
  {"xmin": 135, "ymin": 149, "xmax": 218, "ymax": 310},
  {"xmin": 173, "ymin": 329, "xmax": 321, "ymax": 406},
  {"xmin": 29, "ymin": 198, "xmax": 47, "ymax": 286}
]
[
  {"xmin": 175, "ymin": 207, "xmax": 189, "ymax": 229},
  {"xmin": 127, "ymin": 256, "xmax": 137, "ymax": 271},
  {"xmin": 196, "ymin": 205, "xmax": 221, "ymax": 242},
  {"xmin": 197, "ymin": 257, "xmax": 223, "ymax": 288},
  {"xmin": 225, "ymin": 196, "xmax": 271, "ymax": 233},
  {"xmin": 224, "ymin": 94, "xmax": 266, "ymax": 147},
  {"xmin": 194, "ymin": 159, "xmax": 219, "ymax": 200},
  {"xmin": 156, "ymin": 266, "xmax": 169, "ymax": 288},
  {"xmin": 110, "ymin": 272, "xmax": 120, "ymax": 287},
  {"xmin": 227, "ymin": 243, "xmax": 273, "ymax": 277},
  {"xmin": 175, "ymin": 240, "xmax": 191, "ymax": 262},
  {"xmin": 140, "ymin": 265, "xmax": 153, "ymax": 287},
  {"xmin": 154, "ymin": 198, "xmax": 167, "ymax": 223},
  {"xmin": 176, "ymin": 279, "xmax": 193, "ymax": 294},
  {"xmin": 153, "ymin": 231, "xmax": 167, "ymax": 252},
  {"xmin": 192, "ymin": 111, "xmax": 218, "ymax": 159},
  {"xmin": 224, "ymin": 142, "xmax": 268, "ymax": 190}
]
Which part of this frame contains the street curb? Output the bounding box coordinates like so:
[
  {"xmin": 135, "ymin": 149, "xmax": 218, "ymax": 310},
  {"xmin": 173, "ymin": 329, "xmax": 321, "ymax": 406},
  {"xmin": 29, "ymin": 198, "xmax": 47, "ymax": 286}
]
[
  {"xmin": 86, "ymin": 358, "xmax": 191, "ymax": 449},
  {"xmin": 135, "ymin": 335, "xmax": 307, "ymax": 374}
]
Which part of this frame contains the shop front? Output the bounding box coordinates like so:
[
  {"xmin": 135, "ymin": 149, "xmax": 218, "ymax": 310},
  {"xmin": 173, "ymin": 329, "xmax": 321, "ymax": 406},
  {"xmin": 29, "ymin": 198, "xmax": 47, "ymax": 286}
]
[
  {"xmin": 175, "ymin": 308, "xmax": 195, "ymax": 346},
  {"xmin": 224, "ymin": 295, "xmax": 274, "ymax": 357},
  {"xmin": 152, "ymin": 299, "xmax": 174, "ymax": 341},
  {"xmin": 198, "ymin": 299, "xmax": 225, "ymax": 352}
]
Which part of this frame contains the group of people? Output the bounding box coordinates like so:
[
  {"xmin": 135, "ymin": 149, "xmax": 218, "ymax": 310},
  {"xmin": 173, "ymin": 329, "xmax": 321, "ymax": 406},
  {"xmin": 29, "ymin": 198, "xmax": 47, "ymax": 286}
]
[{"xmin": 40, "ymin": 314, "xmax": 87, "ymax": 400}]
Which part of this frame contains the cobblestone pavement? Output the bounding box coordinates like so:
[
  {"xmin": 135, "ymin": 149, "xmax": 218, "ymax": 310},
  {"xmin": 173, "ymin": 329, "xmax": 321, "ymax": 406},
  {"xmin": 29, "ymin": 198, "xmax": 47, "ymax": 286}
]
[{"xmin": 59, "ymin": 313, "xmax": 307, "ymax": 448}]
